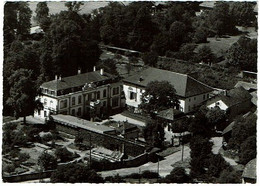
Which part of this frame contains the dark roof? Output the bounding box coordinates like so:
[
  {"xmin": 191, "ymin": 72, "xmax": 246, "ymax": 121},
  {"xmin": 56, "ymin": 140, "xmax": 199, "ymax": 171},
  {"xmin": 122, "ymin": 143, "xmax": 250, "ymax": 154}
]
[
  {"xmin": 51, "ymin": 114, "xmax": 115, "ymax": 134},
  {"xmin": 123, "ymin": 67, "xmax": 213, "ymax": 97},
  {"xmin": 223, "ymin": 112, "xmax": 252, "ymax": 134},
  {"xmin": 207, "ymin": 87, "xmax": 252, "ymax": 107},
  {"xmin": 242, "ymin": 158, "xmax": 256, "ymax": 179},
  {"xmin": 41, "ymin": 71, "xmax": 114, "ymax": 91},
  {"xmin": 157, "ymin": 108, "xmax": 183, "ymax": 121}
]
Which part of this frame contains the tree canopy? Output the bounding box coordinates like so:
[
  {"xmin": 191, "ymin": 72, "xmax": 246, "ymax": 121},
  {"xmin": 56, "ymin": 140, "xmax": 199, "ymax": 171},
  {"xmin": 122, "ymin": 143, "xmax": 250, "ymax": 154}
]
[
  {"xmin": 143, "ymin": 119, "xmax": 165, "ymax": 148},
  {"xmin": 227, "ymin": 36, "xmax": 257, "ymax": 72},
  {"xmin": 140, "ymin": 81, "xmax": 179, "ymax": 115}
]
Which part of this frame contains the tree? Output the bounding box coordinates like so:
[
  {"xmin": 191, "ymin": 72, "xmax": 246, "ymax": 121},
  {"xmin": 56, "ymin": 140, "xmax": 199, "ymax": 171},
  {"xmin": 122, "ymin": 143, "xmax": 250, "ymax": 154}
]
[
  {"xmin": 41, "ymin": 10, "xmax": 101, "ymax": 77},
  {"xmin": 196, "ymin": 45, "xmax": 216, "ymax": 64},
  {"xmin": 4, "ymin": 2, "xmax": 18, "ymax": 47},
  {"xmin": 189, "ymin": 135, "xmax": 213, "ymax": 178},
  {"xmin": 65, "ymin": 2, "xmax": 84, "ymax": 12},
  {"xmin": 206, "ymin": 154, "xmax": 229, "ymax": 179},
  {"xmin": 38, "ymin": 152, "xmax": 57, "ymax": 170},
  {"xmin": 141, "ymin": 52, "xmax": 158, "ymax": 67},
  {"xmin": 50, "ymin": 163, "xmax": 104, "ymax": 183},
  {"xmin": 169, "ymin": 21, "xmax": 187, "ymax": 50},
  {"xmin": 16, "ymin": 2, "xmax": 32, "ymax": 39},
  {"xmin": 239, "ymin": 135, "xmax": 256, "ymax": 165},
  {"xmin": 193, "ymin": 27, "xmax": 208, "ymax": 43},
  {"xmin": 6, "ymin": 69, "xmax": 38, "ymax": 124},
  {"xmin": 140, "ymin": 81, "xmax": 179, "ymax": 115},
  {"xmin": 189, "ymin": 111, "xmax": 213, "ymax": 137},
  {"xmin": 96, "ymin": 59, "xmax": 118, "ymax": 76},
  {"xmin": 128, "ymin": 6, "xmax": 158, "ymax": 51},
  {"xmin": 177, "ymin": 43, "xmax": 197, "ymax": 61},
  {"xmin": 151, "ymin": 33, "xmax": 170, "ymax": 56},
  {"xmin": 35, "ymin": 2, "xmax": 51, "ymax": 31},
  {"xmin": 55, "ymin": 147, "xmax": 74, "ymax": 163},
  {"xmin": 217, "ymin": 168, "xmax": 241, "ymax": 183},
  {"xmin": 229, "ymin": 2, "xmax": 256, "ymax": 27},
  {"xmin": 228, "ymin": 113, "xmax": 256, "ymax": 149},
  {"xmin": 163, "ymin": 167, "xmax": 191, "ymax": 183},
  {"xmin": 226, "ymin": 36, "xmax": 257, "ymax": 72},
  {"xmin": 143, "ymin": 119, "xmax": 165, "ymax": 147},
  {"xmin": 205, "ymin": 107, "xmax": 226, "ymax": 130},
  {"xmin": 205, "ymin": 2, "xmax": 237, "ymax": 36}
]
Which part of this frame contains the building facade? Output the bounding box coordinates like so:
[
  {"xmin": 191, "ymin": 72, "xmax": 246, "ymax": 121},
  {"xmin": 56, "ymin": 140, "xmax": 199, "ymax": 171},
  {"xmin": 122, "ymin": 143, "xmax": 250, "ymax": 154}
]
[
  {"xmin": 123, "ymin": 67, "xmax": 213, "ymax": 113},
  {"xmin": 35, "ymin": 68, "xmax": 125, "ymax": 119}
]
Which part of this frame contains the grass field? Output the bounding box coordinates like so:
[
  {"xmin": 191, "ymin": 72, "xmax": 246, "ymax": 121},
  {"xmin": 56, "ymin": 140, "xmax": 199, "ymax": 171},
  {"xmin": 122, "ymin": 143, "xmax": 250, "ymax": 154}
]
[
  {"xmin": 196, "ymin": 26, "xmax": 257, "ymax": 58},
  {"xmin": 29, "ymin": 1, "xmax": 110, "ymax": 26}
]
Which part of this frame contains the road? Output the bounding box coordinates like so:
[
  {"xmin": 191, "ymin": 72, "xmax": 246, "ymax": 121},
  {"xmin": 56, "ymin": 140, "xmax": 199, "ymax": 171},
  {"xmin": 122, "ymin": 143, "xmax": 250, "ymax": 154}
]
[{"xmin": 100, "ymin": 146, "xmax": 191, "ymax": 178}]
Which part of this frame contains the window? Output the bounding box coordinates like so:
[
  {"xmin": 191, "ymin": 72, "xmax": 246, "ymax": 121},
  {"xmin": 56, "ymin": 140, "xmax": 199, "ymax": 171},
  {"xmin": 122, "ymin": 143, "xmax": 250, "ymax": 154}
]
[
  {"xmin": 207, "ymin": 94, "xmax": 209, "ymax": 98},
  {"xmin": 72, "ymin": 109, "xmax": 75, "ymax": 116},
  {"xmin": 60, "ymin": 99, "xmax": 67, "ymax": 109},
  {"xmin": 97, "ymin": 91, "xmax": 100, "ymax": 99},
  {"xmin": 188, "ymin": 106, "xmax": 190, "ymax": 112},
  {"xmin": 113, "ymin": 87, "xmax": 119, "ymax": 95},
  {"xmin": 103, "ymin": 101, "xmax": 107, "ymax": 107},
  {"xmin": 77, "ymin": 107, "xmax": 82, "ymax": 116},
  {"xmin": 103, "ymin": 89, "xmax": 107, "ymax": 98},
  {"xmin": 194, "ymin": 97, "xmax": 196, "ymax": 101},
  {"xmin": 44, "ymin": 99, "xmax": 47, "ymax": 106},
  {"xmin": 189, "ymin": 98, "xmax": 191, "ymax": 102},
  {"xmin": 112, "ymin": 97, "xmax": 119, "ymax": 107},
  {"xmin": 129, "ymin": 91, "xmax": 137, "ymax": 100},
  {"xmin": 72, "ymin": 97, "xmax": 75, "ymax": 105},
  {"xmin": 44, "ymin": 111, "xmax": 47, "ymax": 117},
  {"xmin": 50, "ymin": 100, "xmax": 53, "ymax": 108},
  {"xmin": 203, "ymin": 95, "xmax": 206, "ymax": 100},
  {"xmin": 51, "ymin": 91, "xmax": 55, "ymax": 96},
  {"xmin": 78, "ymin": 95, "xmax": 82, "ymax": 104}
]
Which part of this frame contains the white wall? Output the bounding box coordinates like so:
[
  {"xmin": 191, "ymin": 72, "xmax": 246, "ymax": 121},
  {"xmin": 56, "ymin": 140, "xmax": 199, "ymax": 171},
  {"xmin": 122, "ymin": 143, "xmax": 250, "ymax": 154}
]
[
  {"xmin": 123, "ymin": 84, "xmax": 211, "ymax": 113},
  {"xmin": 207, "ymin": 100, "xmax": 228, "ymax": 111},
  {"xmin": 123, "ymin": 84, "xmax": 143, "ymax": 108}
]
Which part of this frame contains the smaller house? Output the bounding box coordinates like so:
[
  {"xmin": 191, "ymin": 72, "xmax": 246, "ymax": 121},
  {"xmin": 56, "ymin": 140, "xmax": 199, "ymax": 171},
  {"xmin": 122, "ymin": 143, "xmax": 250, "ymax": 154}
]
[
  {"xmin": 156, "ymin": 108, "xmax": 185, "ymax": 131},
  {"xmin": 206, "ymin": 87, "xmax": 252, "ymax": 119},
  {"xmin": 242, "ymin": 158, "xmax": 256, "ymax": 184}
]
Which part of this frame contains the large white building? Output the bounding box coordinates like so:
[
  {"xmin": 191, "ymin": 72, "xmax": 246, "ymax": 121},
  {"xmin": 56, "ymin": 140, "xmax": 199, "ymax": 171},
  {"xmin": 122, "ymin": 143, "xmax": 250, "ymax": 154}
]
[
  {"xmin": 35, "ymin": 68, "xmax": 125, "ymax": 119},
  {"xmin": 122, "ymin": 67, "xmax": 213, "ymax": 113}
]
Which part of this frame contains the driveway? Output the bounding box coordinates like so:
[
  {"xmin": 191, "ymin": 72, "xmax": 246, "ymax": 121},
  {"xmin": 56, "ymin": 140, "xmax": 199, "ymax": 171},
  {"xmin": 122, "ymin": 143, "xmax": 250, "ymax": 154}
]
[{"xmin": 100, "ymin": 146, "xmax": 191, "ymax": 178}]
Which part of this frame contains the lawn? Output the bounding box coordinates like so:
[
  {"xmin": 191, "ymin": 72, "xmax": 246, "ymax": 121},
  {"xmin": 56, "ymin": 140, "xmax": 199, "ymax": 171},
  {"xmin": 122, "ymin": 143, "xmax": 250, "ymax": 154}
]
[{"xmin": 157, "ymin": 146, "xmax": 181, "ymax": 157}]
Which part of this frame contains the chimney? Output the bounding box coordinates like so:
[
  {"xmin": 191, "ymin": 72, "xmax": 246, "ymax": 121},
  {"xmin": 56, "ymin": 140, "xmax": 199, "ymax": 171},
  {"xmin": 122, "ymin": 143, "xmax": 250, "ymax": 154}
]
[
  {"xmin": 59, "ymin": 75, "xmax": 62, "ymax": 81},
  {"xmin": 78, "ymin": 68, "xmax": 81, "ymax": 74},
  {"xmin": 223, "ymin": 90, "xmax": 227, "ymax": 96},
  {"xmin": 139, "ymin": 76, "xmax": 143, "ymax": 82},
  {"xmin": 100, "ymin": 68, "xmax": 104, "ymax": 75},
  {"xmin": 93, "ymin": 66, "xmax": 96, "ymax": 71},
  {"xmin": 55, "ymin": 75, "xmax": 58, "ymax": 80}
]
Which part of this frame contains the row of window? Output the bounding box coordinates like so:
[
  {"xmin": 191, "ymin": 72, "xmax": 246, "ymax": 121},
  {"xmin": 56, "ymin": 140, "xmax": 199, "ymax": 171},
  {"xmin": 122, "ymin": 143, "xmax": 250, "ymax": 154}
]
[{"xmin": 42, "ymin": 88, "xmax": 55, "ymax": 96}]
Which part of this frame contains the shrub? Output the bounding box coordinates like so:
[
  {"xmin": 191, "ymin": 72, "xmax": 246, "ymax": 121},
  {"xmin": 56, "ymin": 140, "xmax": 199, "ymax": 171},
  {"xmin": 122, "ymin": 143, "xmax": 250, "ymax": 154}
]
[
  {"xmin": 4, "ymin": 163, "xmax": 16, "ymax": 173},
  {"xmin": 55, "ymin": 147, "xmax": 74, "ymax": 163},
  {"xmin": 141, "ymin": 170, "xmax": 159, "ymax": 179},
  {"xmin": 38, "ymin": 152, "xmax": 57, "ymax": 170}
]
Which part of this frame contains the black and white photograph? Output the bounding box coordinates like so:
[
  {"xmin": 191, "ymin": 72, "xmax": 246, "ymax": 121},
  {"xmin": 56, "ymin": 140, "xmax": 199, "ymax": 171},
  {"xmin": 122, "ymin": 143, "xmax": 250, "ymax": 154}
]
[{"xmin": 2, "ymin": 0, "xmax": 257, "ymax": 183}]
